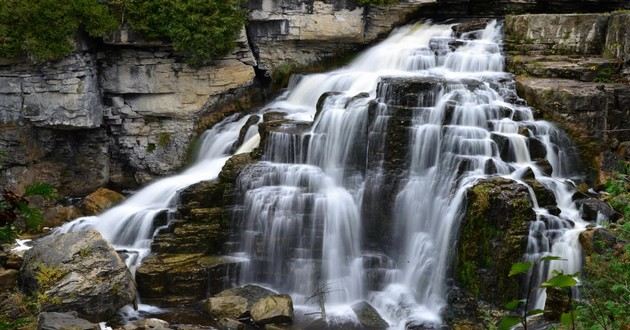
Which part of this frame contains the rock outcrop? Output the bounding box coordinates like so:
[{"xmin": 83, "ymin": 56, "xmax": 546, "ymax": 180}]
[
  {"xmin": 0, "ymin": 0, "xmax": 437, "ymax": 197},
  {"xmin": 20, "ymin": 230, "xmax": 136, "ymax": 322},
  {"xmin": 456, "ymin": 177, "xmax": 536, "ymax": 305},
  {"xmin": 136, "ymin": 153, "xmax": 255, "ymax": 306},
  {"xmin": 505, "ymin": 13, "xmax": 630, "ymax": 182}
]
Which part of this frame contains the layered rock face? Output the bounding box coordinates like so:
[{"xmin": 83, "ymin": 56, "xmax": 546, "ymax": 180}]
[
  {"xmin": 505, "ymin": 13, "xmax": 630, "ymax": 181},
  {"xmin": 0, "ymin": 0, "xmax": 436, "ymax": 197},
  {"xmin": 247, "ymin": 0, "xmax": 435, "ymax": 75}
]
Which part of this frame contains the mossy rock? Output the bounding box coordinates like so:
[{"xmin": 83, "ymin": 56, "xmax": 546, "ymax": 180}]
[{"xmin": 456, "ymin": 177, "xmax": 536, "ymax": 305}]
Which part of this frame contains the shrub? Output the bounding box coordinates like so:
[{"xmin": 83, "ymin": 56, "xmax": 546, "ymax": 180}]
[
  {"xmin": 123, "ymin": 0, "xmax": 247, "ymax": 66},
  {"xmin": 0, "ymin": 0, "xmax": 118, "ymax": 62}
]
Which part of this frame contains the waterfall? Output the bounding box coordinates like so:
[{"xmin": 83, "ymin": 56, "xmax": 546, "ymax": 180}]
[
  {"xmin": 57, "ymin": 114, "xmax": 257, "ymax": 273},
  {"xmin": 59, "ymin": 20, "xmax": 597, "ymax": 328}
]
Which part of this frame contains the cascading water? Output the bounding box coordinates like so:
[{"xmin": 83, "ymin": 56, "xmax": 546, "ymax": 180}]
[
  {"xmin": 59, "ymin": 20, "xmax": 599, "ymax": 328},
  {"xmin": 57, "ymin": 114, "xmax": 258, "ymax": 273},
  {"xmin": 229, "ymin": 21, "xmax": 592, "ymax": 328}
]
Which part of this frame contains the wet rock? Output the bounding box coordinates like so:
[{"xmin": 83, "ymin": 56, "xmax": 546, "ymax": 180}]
[
  {"xmin": 80, "ymin": 188, "xmax": 125, "ymax": 215},
  {"xmin": 204, "ymin": 295, "xmax": 248, "ymax": 319},
  {"xmin": 231, "ymin": 115, "xmax": 261, "ymax": 154},
  {"xmin": 579, "ymin": 227, "xmax": 623, "ymax": 256},
  {"xmin": 544, "ymin": 287, "xmax": 572, "ymax": 321},
  {"xmin": 215, "ymin": 285, "xmax": 276, "ymax": 308},
  {"xmin": 20, "ymin": 230, "xmax": 136, "ymax": 321},
  {"xmin": 216, "ymin": 318, "xmax": 244, "ymax": 330},
  {"xmin": 351, "ymin": 301, "xmax": 389, "ymax": 329},
  {"xmin": 452, "ymin": 19, "xmax": 493, "ymax": 37},
  {"xmin": 136, "ymin": 253, "xmax": 242, "ymax": 306},
  {"xmin": 575, "ymin": 198, "xmax": 621, "ymax": 222},
  {"xmin": 528, "ymin": 137, "xmax": 547, "ymax": 160},
  {"xmin": 38, "ymin": 311, "xmax": 98, "ymax": 330},
  {"xmin": 456, "ymin": 177, "xmax": 535, "ymax": 305},
  {"xmin": 250, "ymin": 294, "xmax": 293, "ymax": 325},
  {"xmin": 0, "ymin": 268, "xmax": 18, "ymax": 290},
  {"xmin": 122, "ymin": 318, "xmax": 172, "ymax": 330}
]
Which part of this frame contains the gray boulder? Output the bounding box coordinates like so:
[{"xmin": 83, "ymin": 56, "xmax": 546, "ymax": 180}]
[
  {"xmin": 37, "ymin": 312, "xmax": 98, "ymax": 330},
  {"xmin": 21, "ymin": 230, "xmax": 136, "ymax": 322},
  {"xmin": 351, "ymin": 301, "xmax": 389, "ymax": 329}
]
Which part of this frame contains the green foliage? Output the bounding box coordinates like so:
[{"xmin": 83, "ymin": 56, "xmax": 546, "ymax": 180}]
[
  {"xmin": 0, "ymin": 182, "xmax": 57, "ymax": 243},
  {"xmin": 124, "ymin": 0, "xmax": 246, "ymax": 66},
  {"xmin": 0, "ymin": 0, "xmax": 246, "ymax": 65},
  {"xmin": 35, "ymin": 264, "xmax": 66, "ymax": 290},
  {"xmin": 23, "ymin": 182, "xmax": 57, "ymax": 199},
  {"xmin": 575, "ymin": 223, "xmax": 630, "ymax": 329},
  {"xmin": 593, "ymin": 66, "xmax": 616, "ymax": 83},
  {"xmin": 0, "ymin": 0, "xmax": 118, "ymax": 62},
  {"xmin": 0, "ymin": 318, "xmax": 34, "ymax": 330},
  {"xmin": 508, "ymin": 262, "xmax": 532, "ymax": 277},
  {"xmin": 541, "ymin": 271, "xmax": 578, "ymax": 289},
  {"xmin": 157, "ymin": 132, "xmax": 171, "ymax": 148},
  {"xmin": 498, "ymin": 256, "xmax": 578, "ymax": 330},
  {"xmin": 604, "ymin": 162, "xmax": 630, "ymax": 220}
]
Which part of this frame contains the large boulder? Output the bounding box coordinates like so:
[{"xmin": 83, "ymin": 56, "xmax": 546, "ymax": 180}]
[
  {"xmin": 80, "ymin": 188, "xmax": 125, "ymax": 215},
  {"xmin": 249, "ymin": 294, "xmax": 293, "ymax": 325},
  {"xmin": 456, "ymin": 177, "xmax": 536, "ymax": 305},
  {"xmin": 20, "ymin": 230, "xmax": 136, "ymax": 321},
  {"xmin": 205, "ymin": 295, "xmax": 249, "ymax": 319},
  {"xmin": 204, "ymin": 285, "xmax": 276, "ymax": 320},
  {"xmin": 351, "ymin": 301, "xmax": 389, "ymax": 330},
  {"xmin": 38, "ymin": 312, "xmax": 98, "ymax": 330},
  {"xmin": 574, "ymin": 197, "xmax": 621, "ymax": 222}
]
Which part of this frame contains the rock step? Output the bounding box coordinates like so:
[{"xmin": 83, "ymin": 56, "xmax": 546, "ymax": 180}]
[
  {"xmin": 507, "ymin": 55, "xmax": 623, "ymax": 82},
  {"xmin": 136, "ymin": 253, "xmax": 244, "ymax": 306}
]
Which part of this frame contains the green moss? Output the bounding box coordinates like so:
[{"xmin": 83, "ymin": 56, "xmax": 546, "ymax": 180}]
[
  {"xmin": 593, "ymin": 66, "xmax": 616, "ymax": 83},
  {"xmin": 146, "ymin": 143, "xmax": 156, "ymax": 153},
  {"xmin": 77, "ymin": 247, "xmax": 92, "ymax": 258},
  {"xmin": 35, "ymin": 264, "xmax": 66, "ymax": 290},
  {"xmin": 157, "ymin": 132, "xmax": 171, "ymax": 148}
]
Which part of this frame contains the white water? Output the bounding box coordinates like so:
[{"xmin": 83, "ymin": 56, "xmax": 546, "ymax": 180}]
[
  {"xmin": 57, "ymin": 115, "xmax": 256, "ymax": 273},
  {"xmin": 58, "ymin": 21, "xmax": 600, "ymax": 328}
]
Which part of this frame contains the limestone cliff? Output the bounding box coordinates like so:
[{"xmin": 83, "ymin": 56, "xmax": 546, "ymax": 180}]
[
  {"xmin": 504, "ymin": 12, "xmax": 630, "ymax": 182},
  {"xmin": 0, "ymin": 0, "xmax": 434, "ymax": 196}
]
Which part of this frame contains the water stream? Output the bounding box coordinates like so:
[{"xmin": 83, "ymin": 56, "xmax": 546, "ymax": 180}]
[{"xmin": 59, "ymin": 21, "xmax": 597, "ymax": 328}]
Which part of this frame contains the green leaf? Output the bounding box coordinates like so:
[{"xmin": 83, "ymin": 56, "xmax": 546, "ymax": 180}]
[
  {"xmin": 541, "ymin": 274, "xmax": 578, "ymax": 288},
  {"xmin": 498, "ymin": 315, "xmax": 521, "ymax": 330},
  {"xmin": 24, "ymin": 182, "xmax": 57, "ymax": 199},
  {"xmin": 504, "ymin": 299, "xmax": 524, "ymax": 310},
  {"xmin": 527, "ymin": 309, "xmax": 544, "ymax": 316},
  {"xmin": 560, "ymin": 311, "xmax": 575, "ymax": 327},
  {"xmin": 509, "ymin": 262, "xmax": 533, "ymax": 277},
  {"xmin": 540, "ymin": 255, "xmax": 564, "ymax": 262}
]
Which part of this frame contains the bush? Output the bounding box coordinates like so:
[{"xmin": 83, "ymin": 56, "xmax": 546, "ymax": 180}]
[
  {"xmin": 0, "ymin": 0, "xmax": 117, "ymax": 62},
  {"xmin": 576, "ymin": 161, "xmax": 630, "ymax": 329},
  {"xmin": 0, "ymin": 0, "xmax": 247, "ymax": 66},
  {"xmin": 123, "ymin": 0, "xmax": 247, "ymax": 66}
]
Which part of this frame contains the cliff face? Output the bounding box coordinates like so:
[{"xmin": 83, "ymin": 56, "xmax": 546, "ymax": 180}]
[
  {"xmin": 0, "ymin": 0, "xmax": 433, "ymax": 196},
  {"xmin": 504, "ymin": 12, "xmax": 630, "ymax": 182}
]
